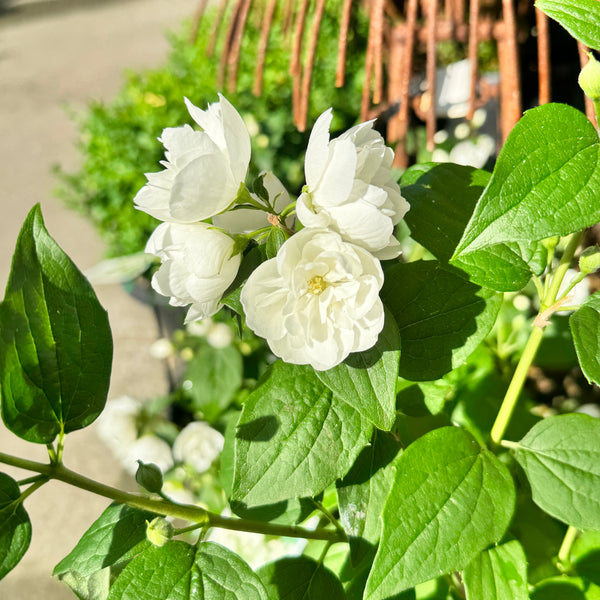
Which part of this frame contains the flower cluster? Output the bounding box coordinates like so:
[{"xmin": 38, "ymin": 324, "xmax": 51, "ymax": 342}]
[{"xmin": 137, "ymin": 96, "xmax": 409, "ymax": 370}]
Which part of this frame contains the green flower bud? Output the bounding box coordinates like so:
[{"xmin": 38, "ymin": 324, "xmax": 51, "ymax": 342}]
[
  {"xmin": 146, "ymin": 517, "xmax": 173, "ymax": 547},
  {"xmin": 579, "ymin": 245, "xmax": 600, "ymax": 274},
  {"xmin": 135, "ymin": 460, "xmax": 164, "ymax": 494},
  {"xmin": 579, "ymin": 53, "xmax": 600, "ymax": 101}
]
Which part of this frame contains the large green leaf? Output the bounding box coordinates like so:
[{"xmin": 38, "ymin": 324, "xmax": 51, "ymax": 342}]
[
  {"xmin": 0, "ymin": 473, "xmax": 32, "ymax": 580},
  {"xmin": 462, "ymin": 541, "xmax": 529, "ymax": 600},
  {"xmin": 570, "ymin": 292, "xmax": 600, "ymax": 385},
  {"xmin": 365, "ymin": 427, "xmax": 515, "ymax": 597},
  {"xmin": 58, "ymin": 569, "xmax": 111, "ymax": 600},
  {"xmin": 54, "ymin": 504, "xmax": 155, "ymax": 577},
  {"xmin": 511, "ymin": 414, "xmax": 600, "ymax": 530},
  {"xmin": 453, "ymin": 104, "xmax": 600, "ymax": 258},
  {"xmin": 257, "ymin": 556, "xmax": 345, "ymax": 599},
  {"xmin": 336, "ymin": 430, "xmax": 402, "ymax": 568},
  {"xmin": 403, "ymin": 162, "xmax": 545, "ymax": 291},
  {"xmin": 232, "ymin": 362, "xmax": 372, "ymax": 506},
  {"xmin": 536, "ymin": 0, "xmax": 600, "ymax": 50},
  {"xmin": 381, "ymin": 260, "xmax": 502, "ymax": 381},
  {"xmin": 316, "ymin": 311, "xmax": 400, "ymax": 430},
  {"xmin": 107, "ymin": 541, "xmax": 268, "ymax": 599},
  {"xmin": 0, "ymin": 205, "xmax": 113, "ymax": 443}
]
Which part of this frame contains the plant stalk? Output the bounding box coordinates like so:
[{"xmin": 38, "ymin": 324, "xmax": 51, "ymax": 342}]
[
  {"xmin": 490, "ymin": 232, "xmax": 583, "ymax": 445},
  {"xmin": 558, "ymin": 525, "xmax": 578, "ymax": 565},
  {"xmin": 0, "ymin": 451, "xmax": 345, "ymax": 543}
]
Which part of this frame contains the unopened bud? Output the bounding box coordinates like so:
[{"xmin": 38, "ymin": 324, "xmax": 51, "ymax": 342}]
[
  {"xmin": 579, "ymin": 245, "xmax": 600, "ymax": 274},
  {"xmin": 146, "ymin": 517, "xmax": 173, "ymax": 547},
  {"xmin": 579, "ymin": 53, "xmax": 600, "ymax": 101},
  {"xmin": 135, "ymin": 460, "xmax": 164, "ymax": 494}
]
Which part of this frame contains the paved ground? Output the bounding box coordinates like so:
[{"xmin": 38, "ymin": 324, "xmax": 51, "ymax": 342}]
[{"xmin": 0, "ymin": 0, "xmax": 193, "ymax": 597}]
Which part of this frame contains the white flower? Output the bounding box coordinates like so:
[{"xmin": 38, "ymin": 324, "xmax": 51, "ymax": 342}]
[
  {"xmin": 146, "ymin": 222, "xmax": 241, "ymax": 323},
  {"xmin": 173, "ymin": 422, "xmax": 225, "ymax": 473},
  {"xmin": 213, "ymin": 171, "xmax": 292, "ymax": 234},
  {"xmin": 296, "ymin": 109, "xmax": 409, "ymax": 259},
  {"xmin": 96, "ymin": 396, "xmax": 141, "ymax": 460},
  {"xmin": 124, "ymin": 435, "xmax": 174, "ymax": 476},
  {"xmin": 134, "ymin": 94, "xmax": 251, "ymax": 223},
  {"xmin": 240, "ymin": 228, "xmax": 385, "ymax": 370},
  {"xmin": 207, "ymin": 323, "xmax": 234, "ymax": 348}
]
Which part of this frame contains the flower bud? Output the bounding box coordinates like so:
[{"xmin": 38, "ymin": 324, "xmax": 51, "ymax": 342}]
[
  {"xmin": 579, "ymin": 53, "xmax": 600, "ymax": 101},
  {"xmin": 146, "ymin": 517, "xmax": 173, "ymax": 547},
  {"xmin": 579, "ymin": 245, "xmax": 600, "ymax": 274},
  {"xmin": 135, "ymin": 460, "xmax": 164, "ymax": 494}
]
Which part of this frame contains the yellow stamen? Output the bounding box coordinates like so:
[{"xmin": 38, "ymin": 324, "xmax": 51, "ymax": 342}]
[{"xmin": 307, "ymin": 275, "xmax": 327, "ymax": 295}]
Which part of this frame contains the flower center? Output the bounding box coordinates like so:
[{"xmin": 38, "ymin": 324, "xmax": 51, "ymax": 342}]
[{"xmin": 307, "ymin": 275, "xmax": 327, "ymax": 295}]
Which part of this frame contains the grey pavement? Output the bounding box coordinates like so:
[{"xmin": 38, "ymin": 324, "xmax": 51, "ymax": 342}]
[{"xmin": 0, "ymin": 0, "xmax": 194, "ymax": 597}]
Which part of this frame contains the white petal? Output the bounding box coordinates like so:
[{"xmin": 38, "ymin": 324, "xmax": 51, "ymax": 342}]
[
  {"xmin": 305, "ymin": 109, "xmax": 333, "ymax": 188},
  {"xmin": 312, "ymin": 138, "xmax": 357, "ymax": 208},
  {"xmin": 217, "ymin": 93, "xmax": 251, "ymax": 183}
]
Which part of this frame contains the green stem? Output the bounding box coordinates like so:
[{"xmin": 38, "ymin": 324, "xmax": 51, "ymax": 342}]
[
  {"xmin": 20, "ymin": 477, "xmax": 49, "ymax": 502},
  {"xmin": 490, "ymin": 232, "xmax": 584, "ymax": 445},
  {"xmin": 17, "ymin": 474, "xmax": 48, "ymax": 486},
  {"xmin": 0, "ymin": 451, "xmax": 344, "ymax": 543},
  {"xmin": 490, "ymin": 325, "xmax": 545, "ymax": 445},
  {"xmin": 312, "ymin": 499, "xmax": 345, "ymax": 537},
  {"xmin": 558, "ymin": 525, "xmax": 578, "ymax": 565}
]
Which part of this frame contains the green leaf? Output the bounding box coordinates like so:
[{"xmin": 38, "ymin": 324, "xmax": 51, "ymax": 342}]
[
  {"xmin": 570, "ymin": 292, "xmax": 600, "ymax": 385},
  {"xmin": 54, "ymin": 504, "xmax": 155, "ymax": 577},
  {"xmin": 530, "ymin": 576, "xmax": 592, "ymax": 600},
  {"xmin": 365, "ymin": 427, "xmax": 515, "ymax": 597},
  {"xmin": 536, "ymin": 0, "xmax": 600, "ymax": 51},
  {"xmin": 107, "ymin": 541, "xmax": 268, "ymax": 599},
  {"xmin": 257, "ymin": 556, "xmax": 345, "ymax": 599},
  {"xmin": 316, "ymin": 311, "xmax": 400, "ymax": 430},
  {"xmin": 381, "ymin": 260, "xmax": 502, "ymax": 381},
  {"xmin": 402, "ymin": 162, "xmax": 542, "ymax": 291},
  {"xmin": 511, "ymin": 413, "xmax": 600, "ymax": 530},
  {"xmin": 58, "ymin": 569, "xmax": 111, "ymax": 600},
  {"xmin": 572, "ymin": 530, "xmax": 600, "ymax": 586},
  {"xmin": 336, "ymin": 430, "xmax": 402, "ymax": 568},
  {"xmin": 454, "ymin": 104, "xmax": 600, "ymax": 258},
  {"xmin": 0, "ymin": 205, "xmax": 113, "ymax": 443},
  {"xmin": 0, "ymin": 472, "xmax": 32, "ymax": 580},
  {"xmin": 232, "ymin": 361, "xmax": 372, "ymax": 506},
  {"xmin": 183, "ymin": 344, "xmax": 243, "ymax": 421},
  {"xmin": 462, "ymin": 541, "xmax": 529, "ymax": 600},
  {"xmin": 265, "ymin": 227, "xmax": 288, "ymax": 259},
  {"xmin": 402, "ymin": 163, "xmax": 491, "ymax": 262}
]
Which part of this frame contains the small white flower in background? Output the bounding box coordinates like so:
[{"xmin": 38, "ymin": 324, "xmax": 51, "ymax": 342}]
[
  {"xmin": 241, "ymin": 228, "xmax": 385, "ymax": 371},
  {"xmin": 173, "ymin": 421, "xmax": 225, "ymax": 473},
  {"xmin": 146, "ymin": 222, "xmax": 241, "ymax": 323},
  {"xmin": 124, "ymin": 435, "xmax": 174, "ymax": 476},
  {"xmin": 134, "ymin": 94, "xmax": 250, "ymax": 223},
  {"xmin": 206, "ymin": 323, "xmax": 234, "ymax": 349},
  {"xmin": 149, "ymin": 338, "xmax": 175, "ymax": 360},
  {"xmin": 213, "ymin": 171, "xmax": 292, "ymax": 234},
  {"xmin": 186, "ymin": 318, "xmax": 214, "ymax": 337},
  {"xmin": 449, "ymin": 135, "xmax": 495, "ymax": 169},
  {"xmin": 96, "ymin": 396, "xmax": 141, "ymax": 461},
  {"xmin": 296, "ymin": 109, "xmax": 409, "ymax": 259}
]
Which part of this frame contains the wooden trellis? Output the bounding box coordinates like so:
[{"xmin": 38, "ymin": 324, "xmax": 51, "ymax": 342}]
[{"xmin": 192, "ymin": 0, "xmax": 595, "ymax": 168}]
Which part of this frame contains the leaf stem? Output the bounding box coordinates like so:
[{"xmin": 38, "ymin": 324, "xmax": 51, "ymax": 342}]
[
  {"xmin": 312, "ymin": 499, "xmax": 345, "ymax": 537},
  {"xmin": 0, "ymin": 451, "xmax": 345, "ymax": 543},
  {"xmin": 558, "ymin": 525, "xmax": 578, "ymax": 565},
  {"xmin": 19, "ymin": 477, "xmax": 49, "ymax": 503},
  {"xmin": 490, "ymin": 232, "xmax": 584, "ymax": 445}
]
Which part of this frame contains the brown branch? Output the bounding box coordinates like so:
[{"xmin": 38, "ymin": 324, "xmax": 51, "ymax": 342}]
[
  {"xmin": 535, "ymin": 7, "xmax": 551, "ymax": 105},
  {"xmin": 425, "ymin": 0, "xmax": 438, "ymax": 151},
  {"xmin": 372, "ymin": 0, "xmax": 386, "ymax": 105},
  {"xmin": 254, "ymin": 0, "xmax": 278, "ymax": 96},
  {"xmin": 466, "ymin": 0, "xmax": 480, "ymax": 120},
  {"xmin": 336, "ymin": 0, "xmax": 353, "ymax": 87},
  {"xmin": 298, "ymin": 0, "xmax": 327, "ymax": 131},
  {"xmin": 291, "ymin": 0, "xmax": 310, "ymax": 128},
  {"xmin": 227, "ymin": 0, "xmax": 253, "ymax": 94},
  {"xmin": 190, "ymin": 0, "xmax": 209, "ymax": 44},
  {"xmin": 218, "ymin": 0, "xmax": 242, "ymax": 88}
]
